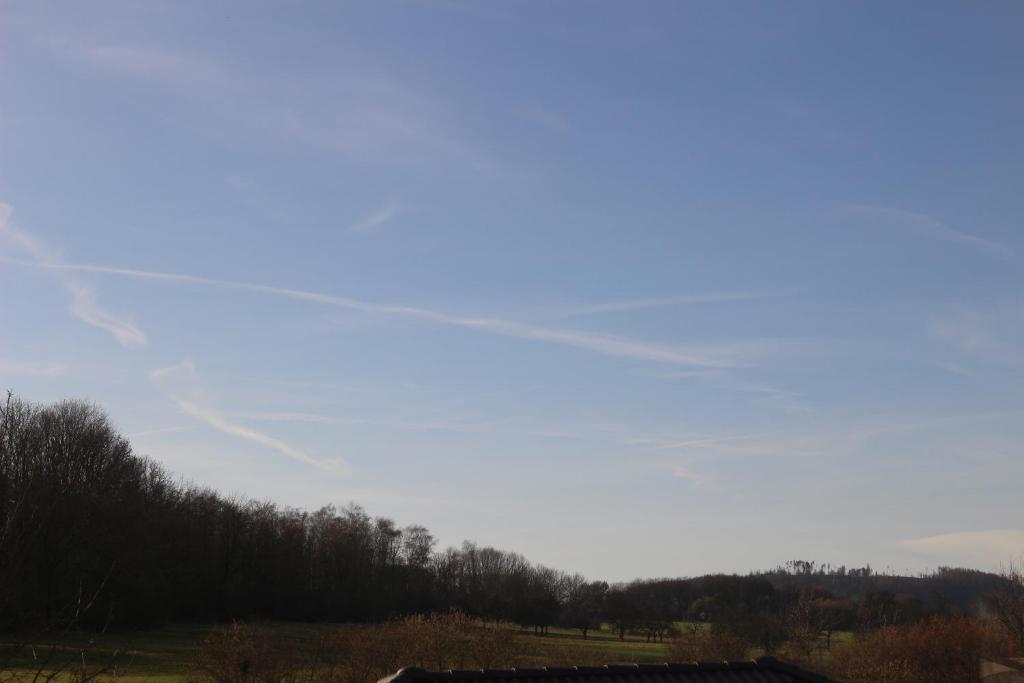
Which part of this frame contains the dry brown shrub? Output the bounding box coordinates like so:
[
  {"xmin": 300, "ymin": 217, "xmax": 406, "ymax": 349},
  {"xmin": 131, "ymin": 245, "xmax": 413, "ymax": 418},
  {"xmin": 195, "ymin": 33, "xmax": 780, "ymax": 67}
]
[
  {"xmin": 666, "ymin": 623, "xmax": 750, "ymax": 663},
  {"xmin": 187, "ymin": 622, "xmax": 302, "ymax": 683},
  {"xmin": 191, "ymin": 611, "xmax": 659, "ymax": 683},
  {"xmin": 188, "ymin": 613, "xmax": 543, "ymax": 683},
  {"xmin": 980, "ymin": 617, "xmax": 1016, "ymax": 660},
  {"xmin": 388, "ymin": 612, "xmax": 525, "ymax": 671},
  {"xmin": 826, "ymin": 615, "xmax": 982, "ymax": 683},
  {"xmin": 398, "ymin": 612, "xmax": 474, "ymax": 670},
  {"xmin": 315, "ymin": 613, "xmax": 535, "ymax": 683},
  {"xmin": 314, "ymin": 623, "xmax": 405, "ymax": 683},
  {"xmin": 775, "ymin": 624, "xmax": 822, "ymax": 665}
]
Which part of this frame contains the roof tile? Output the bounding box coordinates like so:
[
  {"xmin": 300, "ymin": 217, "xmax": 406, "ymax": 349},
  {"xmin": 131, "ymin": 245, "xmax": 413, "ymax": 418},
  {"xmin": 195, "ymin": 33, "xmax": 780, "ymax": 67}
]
[{"xmin": 377, "ymin": 658, "xmax": 836, "ymax": 683}]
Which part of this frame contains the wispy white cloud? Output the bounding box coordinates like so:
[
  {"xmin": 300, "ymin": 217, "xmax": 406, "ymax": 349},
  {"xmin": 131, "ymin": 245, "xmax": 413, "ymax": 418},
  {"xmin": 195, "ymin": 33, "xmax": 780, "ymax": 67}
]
[
  {"xmin": 513, "ymin": 104, "xmax": 568, "ymax": 132},
  {"xmin": 931, "ymin": 360, "xmax": 979, "ymax": 378},
  {"xmin": 653, "ymin": 365, "xmax": 812, "ymax": 414},
  {"xmin": 0, "ymin": 205, "xmax": 147, "ymax": 347},
  {"xmin": 901, "ymin": 529, "xmax": 1024, "ymax": 567},
  {"xmin": 233, "ymin": 410, "xmax": 489, "ymax": 434},
  {"xmin": 176, "ymin": 400, "xmax": 337, "ymax": 470},
  {"xmin": 126, "ymin": 425, "xmax": 196, "ymax": 439},
  {"xmin": 78, "ymin": 44, "xmax": 228, "ymax": 88},
  {"xmin": 4, "ymin": 258, "xmax": 761, "ymax": 368},
  {"xmin": 466, "ymin": 319, "xmax": 736, "ymax": 367},
  {"xmin": 349, "ymin": 202, "xmax": 400, "ymax": 233},
  {"xmin": 150, "ymin": 359, "xmax": 344, "ymax": 473},
  {"xmin": 928, "ymin": 303, "xmax": 1024, "ymax": 368},
  {"xmin": 0, "ymin": 204, "xmax": 57, "ymax": 262},
  {"xmin": 643, "ymin": 426, "xmax": 875, "ymax": 460},
  {"xmin": 553, "ymin": 290, "xmax": 789, "ymax": 318},
  {"xmin": 68, "ymin": 41, "xmax": 487, "ymax": 167},
  {"xmin": 644, "ymin": 408, "xmax": 1024, "ymax": 464},
  {"xmin": 718, "ymin": 382, "xmax": 813, "ymax": 414},
  {"xmin": 669, "ymin": 465, "xmax": 711, "ymax": 484},
  {"xmin": 67, "ymin": 281, "xmax": 147, "ymax": 347},
  {"xmin": 660, "ymin": 370, "xmax": 716, "ymax": 380},
  {"xmin": 0, "ymin": 359, "xmax": 65, "ymax": 377},
  {"xmin": 644, "ymin": 431, "xmax": 781, "ymax": 452},
  {"xmin": 844, "ymin": 203, "xmax": 1019, "ymax": 261},
  {"xmin": 930, "ymin": 313, "xmax": 997, "ymax": 356},
  {"xmin": 230, "ymin": 410, "xmax": 618, "ymax": 442}
]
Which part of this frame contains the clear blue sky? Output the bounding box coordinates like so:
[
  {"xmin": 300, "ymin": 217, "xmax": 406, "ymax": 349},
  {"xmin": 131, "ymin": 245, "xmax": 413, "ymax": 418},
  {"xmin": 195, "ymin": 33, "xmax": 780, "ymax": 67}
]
[{"xmin": 2, "ymin": 1, "xmax": 1022, "ymax": 581}]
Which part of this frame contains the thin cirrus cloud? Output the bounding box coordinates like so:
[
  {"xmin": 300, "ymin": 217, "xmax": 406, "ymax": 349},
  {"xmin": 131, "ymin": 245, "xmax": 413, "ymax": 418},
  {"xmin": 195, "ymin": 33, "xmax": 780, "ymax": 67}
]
[
  {"xmin": 150, "ymin": 359, "xmax": 344, "ymax": 474},
  {"xmin": 901, "ymin": 529, "xmax": 1024, "ymax": 568},
  {"xmin": 229, "ymin": 410, "xmax": 621, "ymax": 443},
  {"xmin": 642, "ymin": 427, "xmax": 873, "ymax": 460},
  {"xmin": 79, "ymin": 43, "xmax": 229, "ymax": 88},
  {"xmin": 69, "ymin": 41, "xmax": 486, "ymax": 167},
  {"xmin": 0, "ymin": 204, "xmax": 147, "ymax": 348},
  {"xmin": 349, "ymin": 202, "xmax": 400, "ymax": 233},
  {"xmin": 669, "ymin": 465, "xmax": 711, "ymax": 484},
  {"xmin": 66, "ymin": 281, "xmax": 148, "ymax": 347},
  {"xmin": 126, "ymin": 425, "xmax": 197, "ymax": 439},
  {"xmin": 928, "ymin": 304, "xmax": 1024, "ymax": 368},
  {"xmin": 552, "ymin": 290, "xmax": 790, "ymax": 318},
  {"xmin": 0, "ymin": 359, "xmax": 65, "ymax": 377},
  {"xmin": 843, "ymin": 203, "xmax": 1019, "ymax": 262},
  {"xmin": 5, "ymin": 256, "xmax": 757, "ymax": 369}
]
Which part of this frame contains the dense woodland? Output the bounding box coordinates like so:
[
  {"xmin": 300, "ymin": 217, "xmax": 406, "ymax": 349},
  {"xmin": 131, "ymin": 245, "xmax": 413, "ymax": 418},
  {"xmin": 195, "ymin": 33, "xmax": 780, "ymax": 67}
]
[{"xmin": 1, "ymin": 394, "xmax": 1019, "ymax": 658}]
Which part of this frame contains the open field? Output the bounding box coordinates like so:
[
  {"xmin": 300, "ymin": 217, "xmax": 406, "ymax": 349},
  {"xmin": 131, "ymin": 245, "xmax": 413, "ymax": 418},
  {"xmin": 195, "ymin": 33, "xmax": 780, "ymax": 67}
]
[
  {"xmin": 1, "ymin": 622, "xmax": 674, "ymax": 683},
  {"xmin": 509, "ymin": 625, "xmax": 673, "ymax": 664},
  {"xmin": 1, "ymin": 621, "xmax": 865, "ymax": 682},
  {"xmin": 2, "ymin": 623, "xmax": 211, "ymax": 683}
]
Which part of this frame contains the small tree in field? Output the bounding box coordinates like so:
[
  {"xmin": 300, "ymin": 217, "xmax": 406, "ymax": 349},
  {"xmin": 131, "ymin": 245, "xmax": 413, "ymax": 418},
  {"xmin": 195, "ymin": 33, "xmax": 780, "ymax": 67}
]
[
  {"xmin": 668, "ymin": 622, "xmax": 749, "ymax": 662},
  {"xmin": 189, "ymin": 622, "xmax": 300, "ymax": 683},
  {"xmin": 604, "ymin": 588, "xmax": 640, "ymax": 641},
  {"xmin": 561, "ymin": 577, "xmax": 607, "ymax": 640}
]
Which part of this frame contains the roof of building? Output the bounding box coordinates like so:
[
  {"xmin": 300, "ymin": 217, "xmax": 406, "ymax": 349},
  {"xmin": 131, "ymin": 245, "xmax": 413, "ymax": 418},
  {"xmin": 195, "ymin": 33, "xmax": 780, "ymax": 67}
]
[{"xmin": 377, "ymin": 658, "xmax": 837, "ymax": 683}]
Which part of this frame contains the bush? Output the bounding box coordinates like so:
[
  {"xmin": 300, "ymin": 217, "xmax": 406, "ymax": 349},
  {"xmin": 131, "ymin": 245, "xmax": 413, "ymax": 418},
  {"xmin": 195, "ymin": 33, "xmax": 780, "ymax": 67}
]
[
  {"xmin": 827, "ymin": 615, "xmax": 981, "ymax": 683},
  {"xmin": 188, "ymin": 613, "xmax": 541, "ymax": 683},
  {"xmin": 188, "ymin": 622, "xmax": 303, "ymax": 683},
  {"xmin": 980, "ymin": 618, "xmax": 1015, "ymax": 660},
  {"xmin": 667, "ymin": 622, "xmax": 751, "ymax": 663}
]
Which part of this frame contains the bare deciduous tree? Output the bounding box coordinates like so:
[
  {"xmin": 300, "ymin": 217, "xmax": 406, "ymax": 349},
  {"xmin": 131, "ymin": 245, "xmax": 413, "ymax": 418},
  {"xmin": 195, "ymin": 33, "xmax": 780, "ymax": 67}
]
[{"xmin": 987, "ymin": 562, "xmax": 1024, "ymax": 655}]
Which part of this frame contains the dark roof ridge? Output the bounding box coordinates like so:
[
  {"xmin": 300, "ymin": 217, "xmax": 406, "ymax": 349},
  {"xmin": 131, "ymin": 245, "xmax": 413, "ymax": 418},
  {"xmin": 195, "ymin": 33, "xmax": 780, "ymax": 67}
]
[{"xmin": 378, "ymin": 657, "xmax": 836, "ymax": 683}]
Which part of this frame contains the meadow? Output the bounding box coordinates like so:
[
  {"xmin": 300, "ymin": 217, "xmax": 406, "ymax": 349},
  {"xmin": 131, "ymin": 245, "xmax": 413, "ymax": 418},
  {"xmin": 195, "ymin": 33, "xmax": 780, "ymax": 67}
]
[{"xmin": 1, "ymin": 622, "xmax": 679, "ymax": 683}]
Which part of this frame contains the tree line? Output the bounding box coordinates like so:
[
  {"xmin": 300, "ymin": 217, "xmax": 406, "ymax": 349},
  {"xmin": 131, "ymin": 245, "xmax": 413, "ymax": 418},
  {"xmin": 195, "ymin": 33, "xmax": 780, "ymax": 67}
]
[
  {"xmin": 2, "ymin": 394, "xmax": 1021, "ymax": 654},
  {"xmin": 0, "ymin": 395, "xmax": 605, "ymax": 630}
]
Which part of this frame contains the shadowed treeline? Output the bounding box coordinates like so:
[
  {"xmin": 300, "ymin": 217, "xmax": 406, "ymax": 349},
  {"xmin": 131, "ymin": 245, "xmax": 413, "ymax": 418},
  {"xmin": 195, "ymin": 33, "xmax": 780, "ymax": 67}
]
[{"xmin": 0, "ymin": 395, "xmax": 611, "ymax": 631}]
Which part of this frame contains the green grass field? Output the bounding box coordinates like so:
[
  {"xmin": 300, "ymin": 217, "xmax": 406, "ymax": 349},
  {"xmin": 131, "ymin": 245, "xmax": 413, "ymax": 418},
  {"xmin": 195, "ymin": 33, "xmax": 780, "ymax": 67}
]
[
  {"xmin": 2, "ymin": 623, "xmax": 210, "ymax": 682},
  {"xmin": 514, "ymin": 625, "xmax": 673, "ymax": 664}
]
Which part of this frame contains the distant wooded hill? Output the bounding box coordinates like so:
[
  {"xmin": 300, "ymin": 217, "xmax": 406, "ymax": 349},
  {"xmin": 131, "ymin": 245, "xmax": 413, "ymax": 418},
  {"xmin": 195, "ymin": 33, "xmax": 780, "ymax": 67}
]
[{"xmin": 758, "ymin": 563, "xmax": 999, "ymax": 615}]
